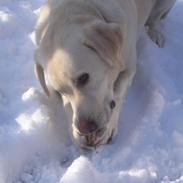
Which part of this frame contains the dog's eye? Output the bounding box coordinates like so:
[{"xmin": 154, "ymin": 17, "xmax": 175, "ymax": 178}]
[
  {"xmin": 110, "ymin": 100, "xmax": 116, "ymax": 110},
  {"xmin": 76, "ymin": 73, "xmax": 90, "ymax": 87}
]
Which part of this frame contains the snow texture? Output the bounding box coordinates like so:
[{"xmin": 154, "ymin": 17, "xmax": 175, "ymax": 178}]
[{"xmin": 0, "ymin": 0, "xmax": 183, "ymax": 183}]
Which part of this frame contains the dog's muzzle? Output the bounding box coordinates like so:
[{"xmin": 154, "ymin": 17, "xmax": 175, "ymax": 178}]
[
  {"xmin": 74, "ymin": 127, "xmax": 114, "ymax": 149},
  {"xmin": 73, "ymin": 112, "xmax": 114, "ymax": 148},
  {"xmin": 81, "ymin": 128, "xmax": 105, "ymax": 146}
]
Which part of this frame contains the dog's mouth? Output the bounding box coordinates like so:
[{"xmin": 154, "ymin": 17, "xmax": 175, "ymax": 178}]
[
  {"xmin": 76, "ymin": 128, "xmax": 114, "ymax": 148},
  {"xmin": 85, "ymin": 128, "xmax": 104, "ymax": 146}
]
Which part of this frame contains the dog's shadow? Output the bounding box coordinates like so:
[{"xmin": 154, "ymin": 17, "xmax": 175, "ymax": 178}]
[
  {"xmin": 116, "ymin": 0, "xmax": 183, "ymax": 150},
  {"xmin": 117, "ymin": 63, "xmax": 153, "ymax": 147},
  {"xmin": 108, "ymin": 36, "xmax": 156, "ymax": 153}
]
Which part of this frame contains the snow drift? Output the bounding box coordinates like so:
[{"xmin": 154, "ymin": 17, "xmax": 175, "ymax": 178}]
[{"xmin": 0, "ymin": 0, "xmax": 183, "ymax": 183}]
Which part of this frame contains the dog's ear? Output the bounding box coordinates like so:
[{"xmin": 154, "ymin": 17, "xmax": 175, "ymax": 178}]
[
  {"xmin": 34, "ymin": 50, "xmax": 50, "ymax": 96},
  {"xmin": 83, "ymin": 20, "xmax": 124, "ymax": 69}
]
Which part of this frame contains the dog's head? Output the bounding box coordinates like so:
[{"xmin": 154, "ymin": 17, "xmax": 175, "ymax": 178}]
[{"xmin": 35, "ymin": 17, "xmax": 124, "ymax": 148}]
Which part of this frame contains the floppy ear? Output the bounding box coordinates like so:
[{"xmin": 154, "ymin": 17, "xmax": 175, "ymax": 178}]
[
  {"xmin": 34, "ymin": 50, "xmax": 50, "ymax": 96},
  {"xmin": 83, "ymin": 20, "xmax": 124, "ymax": 69}
]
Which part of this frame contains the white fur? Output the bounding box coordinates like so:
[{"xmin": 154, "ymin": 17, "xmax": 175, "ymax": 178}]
[{"xmin": 34, "ymin": 0, "xmax": 176, "ymax": 148}]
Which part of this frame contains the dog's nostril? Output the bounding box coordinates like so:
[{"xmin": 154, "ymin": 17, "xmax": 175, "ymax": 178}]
[
  {"xmin": 78, "ymin": 120, "xmax": 97, "ymax": 134},
  {"xmin": 110, "ymin": 100, "xmax": 116, "ymax": 109}
]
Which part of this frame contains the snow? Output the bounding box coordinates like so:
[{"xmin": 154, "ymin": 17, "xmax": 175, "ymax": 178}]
[{"xmin": 0, "ymin": 0, "xmax": 183, "ymax": 183}]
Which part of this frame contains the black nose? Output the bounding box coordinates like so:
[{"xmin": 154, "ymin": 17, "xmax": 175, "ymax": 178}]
[{"xmin": 77, "ymin": 119, "xmax": 98, "ymax": 134}]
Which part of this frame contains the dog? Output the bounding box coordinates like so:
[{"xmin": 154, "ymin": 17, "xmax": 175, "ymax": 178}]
[{"xmin": 34, "ymin": 0, "xmax": 176, "ymax": 148}]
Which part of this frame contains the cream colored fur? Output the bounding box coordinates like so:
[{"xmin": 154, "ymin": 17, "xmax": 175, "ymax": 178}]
[{"xmin": 34, "ymin": 0, "xmax": 176, "ymax": 148}]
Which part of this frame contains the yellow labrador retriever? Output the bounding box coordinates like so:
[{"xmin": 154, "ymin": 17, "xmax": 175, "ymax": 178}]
[{"xmin": 34, "ymin": 0, "xmax": 176, "ymax": 148}]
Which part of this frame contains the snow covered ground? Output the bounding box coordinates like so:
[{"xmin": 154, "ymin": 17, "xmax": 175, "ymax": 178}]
[{"xmin": 0, "ymin": 0, "xmax": 183, "ymax": 182}]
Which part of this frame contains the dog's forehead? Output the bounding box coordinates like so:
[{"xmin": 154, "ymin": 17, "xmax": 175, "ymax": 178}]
[
  {"xmin": 46, "ymin": 48, "xmax": 96, "ymax": 88},
  {"xmin": 48, "ymin": 45, "xmax": 106, "ymax": 77},
  {"xmin": 46, "ymin": 49, "xmax": 73, "ymax": 87}
]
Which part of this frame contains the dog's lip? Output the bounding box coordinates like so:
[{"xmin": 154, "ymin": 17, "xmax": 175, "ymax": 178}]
[
  {"xmin": 75, "ymin": 128, "xmax": 105, "ymax": 146},
  {"xmin": 85, "ymin": 135, "xmax": 103, "ymax": 147},
  {"xmin": 75, "ymin": 127, "xmax": 105, "ymax": 136}
]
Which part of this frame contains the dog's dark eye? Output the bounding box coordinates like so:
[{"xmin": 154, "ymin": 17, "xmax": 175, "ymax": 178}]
[
  {"xmin": 110, "ymin": 100, "xmax": 116, "ymax": 110},
  {"xmin": 76, "ymin": 73, "xmax": 90, "ymax": 87}
]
